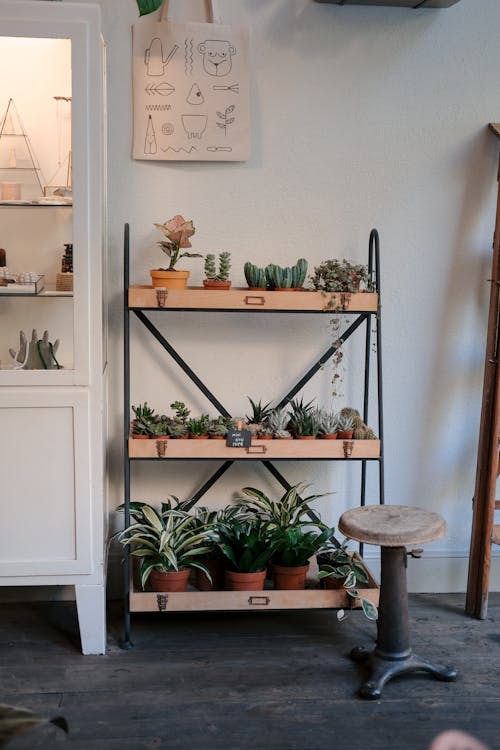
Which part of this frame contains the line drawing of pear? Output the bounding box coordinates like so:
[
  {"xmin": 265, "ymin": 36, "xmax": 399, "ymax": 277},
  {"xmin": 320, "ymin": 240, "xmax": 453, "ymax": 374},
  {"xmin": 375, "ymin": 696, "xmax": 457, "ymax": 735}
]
[{"xmin": 181, "ymin": 114, "xmax": 208, "ymax": 140}]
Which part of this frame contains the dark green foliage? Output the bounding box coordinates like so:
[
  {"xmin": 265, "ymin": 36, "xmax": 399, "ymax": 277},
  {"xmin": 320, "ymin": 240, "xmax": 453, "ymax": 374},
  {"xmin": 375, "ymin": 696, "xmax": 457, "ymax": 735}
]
[
  {"xmin": 187, "ymin": 414, "xmax": 210, "ymax": 436},
  {"xmin": 215, "ymin": 518, "xmax": 276, "ymax": 573},
  {"xmin": 170, "ymin": 400, "xmax": 190, "ymax": 423},
  {"xmin": 245, "ymin": 397, "xmax": 273, "ymax": 424},
  {"xmin": 131, "ymin": 402, "xmax": 159, "ymax": 436},
  {"xmin": 271, "ymin": 525, "xmax": 336, "ymax": 567},
  {"xmin": 310, "ymin": 259, "xmax": 371, "ymax": 293},
  {"xmin": 265, "ymin": 258, "xmax": 308, "ymax": 289},
  {"xmin": 289, "ymin": 409, "xmax": 320, "ymax": 437}
]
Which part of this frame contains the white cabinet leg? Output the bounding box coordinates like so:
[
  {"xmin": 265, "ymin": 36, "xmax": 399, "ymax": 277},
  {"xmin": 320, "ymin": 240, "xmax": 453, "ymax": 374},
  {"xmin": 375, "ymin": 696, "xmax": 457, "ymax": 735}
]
[{"xmin": 75, "ymin": 584, "xmax": 106, "ymax": 655}]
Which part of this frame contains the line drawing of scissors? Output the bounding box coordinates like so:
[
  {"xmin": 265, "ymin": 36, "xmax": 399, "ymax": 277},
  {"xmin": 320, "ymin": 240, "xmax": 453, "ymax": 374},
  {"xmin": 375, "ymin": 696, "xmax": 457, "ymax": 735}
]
[{"xmin": 213, "ymin": 83, "xmax": 239, "ymax": 94}]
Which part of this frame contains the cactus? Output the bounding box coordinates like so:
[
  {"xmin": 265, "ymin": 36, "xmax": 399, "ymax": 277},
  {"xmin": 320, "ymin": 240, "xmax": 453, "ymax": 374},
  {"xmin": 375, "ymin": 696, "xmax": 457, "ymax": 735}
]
[
  {"xmin": 339, "ymin": 407, "xmax": 360, "ymax": 420},
  {"xmin": 291, "ymin": 258, "xmax": 308, "ymax": 288},
  {"xmin": 265, "ymin": 258, "xmax": 308, "ymax": 289},
  {"xmin": 205, "ymin": 251, "xmax": 231, "ymax": 282},
  {"xmin": 244, "ymin": 261, "xmax": 267, "ymax": 289},
  {"xmin": 353, "ymin": 425, "xmax": 376, "ymax": 440}
]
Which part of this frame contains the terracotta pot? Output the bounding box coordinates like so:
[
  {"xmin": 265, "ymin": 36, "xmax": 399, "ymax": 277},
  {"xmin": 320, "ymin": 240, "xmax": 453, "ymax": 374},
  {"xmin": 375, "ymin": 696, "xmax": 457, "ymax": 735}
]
[
  {"xmin": 131, "ymin": 433, "xmax": 150, "ymax": 439},
  {"xmin": 338, "ymin": 430, "xmax": 354, "ymax": 439},
  {"xmin": 149, "ymin": 568, "xmax": 190, "ymax": 592},
  {"xmin": 150, "ymin": 269, "xmax": 189, "ymax": 290},
  {"xmin": 171, "ymin": 434, "xmax": 189, "ymax": 439},
  {"xmin": 274, "ymin": 287, "xmax": 304, "ymax": 292},
  {"xmin": 195, "ymin": 558, "xmax": 225, "ymax": 591},
  {"xmin": 209, "ymin": 435, "xmax": 225, "ymax": 440},
  {"xmin": 319, "ymin": 433, "xmax": 338, "ymax": 440},
  {"xmin": 274, "ymin": 436, "xmax": 293, "ymax": 440},
  {"xmin": 189, "ymin": 434, "xmax": 209, "ymax": 439},
  {"xmin": 271, "ymin": 562, "xmax": 309, "ymax": 590},
  {"xmin": 203, "ymin": 280, "xmax": 231, "ymax": 290},
  {"xmin": 321, "ymin": 574, "xmax": 345, "ymax": 590},
  {"xmin": 257, "ymin": 434, "xmax": 274, "ymax": 440},
  {"xmin": 297, "ymin": 435, "xmax": 317, "ymax": 440},
  {"xmin": 224, "ymin": 569, "xmax": 266, "ymax": 591}
]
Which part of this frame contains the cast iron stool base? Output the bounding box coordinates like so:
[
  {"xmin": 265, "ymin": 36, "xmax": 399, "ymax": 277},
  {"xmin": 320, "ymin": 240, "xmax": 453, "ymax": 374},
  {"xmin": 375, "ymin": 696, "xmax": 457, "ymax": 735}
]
[{"xmin": 351, "ymin": 545, "xmax": 457, "ymax": 700}]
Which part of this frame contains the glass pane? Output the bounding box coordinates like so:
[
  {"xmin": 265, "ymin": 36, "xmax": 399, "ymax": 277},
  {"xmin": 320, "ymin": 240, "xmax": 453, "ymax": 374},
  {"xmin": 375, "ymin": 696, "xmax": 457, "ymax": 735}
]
[{"xmin": 0, "ymin": 37, "xmax": 74, "ymax": 370}]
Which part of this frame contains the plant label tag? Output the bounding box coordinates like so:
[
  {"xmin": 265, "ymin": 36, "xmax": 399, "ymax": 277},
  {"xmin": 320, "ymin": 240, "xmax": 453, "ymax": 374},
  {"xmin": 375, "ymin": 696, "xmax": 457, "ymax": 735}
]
[{"xmin": 226, "ymin": 429, "xmax": 252, "ymax": 448}]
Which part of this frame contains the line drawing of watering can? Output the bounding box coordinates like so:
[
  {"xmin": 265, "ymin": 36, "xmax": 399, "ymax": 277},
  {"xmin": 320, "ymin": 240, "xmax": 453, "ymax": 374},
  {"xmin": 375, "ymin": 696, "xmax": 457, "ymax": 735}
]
[{"xmin": 144, "ymin": 38, "xmax": 178, "ymax": 76}]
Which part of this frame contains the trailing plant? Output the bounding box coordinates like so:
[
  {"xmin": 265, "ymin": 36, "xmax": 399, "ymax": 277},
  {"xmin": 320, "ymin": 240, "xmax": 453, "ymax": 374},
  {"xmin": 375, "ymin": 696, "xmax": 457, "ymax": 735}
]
[
  {"xmin": 238, "ymin": 483, "xmax": 327, "ymax": 530},
  {"xmin": 243, "ymin": 261, "xmax": 267, "ymax": 289},
  {"xmin": 116, "ymin": 501, "xmax": 213, "ymax": 589},
  {"xmin": 270, "ymin": 525, "xmax": 336, "ymax": 568},
  {"xmin": 153, "ymin": 215, "xmax": 201, "ymax": 271},
  {"xmin": 310, "ymin": 259, "xmax": 371, "ymax": 293},
  {"xmin": 267, "ymin": 407, "xmax": 292, "ymax": 438},
  {"xmin": 317, "ymin": 539, "xmax": 378, "ymax": 621},
  {"xmin": 215, "ymin": 517, "xmax": 277, "ymax": 573},
  {"xmin": 204, "ymin": 251, "xmax": 231, "ymax": 282},
  {"xmin": 265, "ymin": 258, "xmax": 308, "ymax": 289},
  {"xmin": 187, "ymin": 414, "xmax": 210, "ymax": 436}
]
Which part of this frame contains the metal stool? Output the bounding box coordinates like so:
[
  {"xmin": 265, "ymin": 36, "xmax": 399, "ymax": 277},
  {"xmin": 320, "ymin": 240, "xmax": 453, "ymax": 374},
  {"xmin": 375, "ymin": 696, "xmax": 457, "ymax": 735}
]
[{"xmin": 338, "ymin": 505, "xmax": 458, "ymax": 700}]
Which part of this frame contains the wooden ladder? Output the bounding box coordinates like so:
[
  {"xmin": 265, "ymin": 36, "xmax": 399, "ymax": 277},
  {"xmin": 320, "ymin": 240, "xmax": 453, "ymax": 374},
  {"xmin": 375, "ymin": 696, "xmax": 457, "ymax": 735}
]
[{"xmin": 466, "ymin": 123, "xmax": 500, "ymax": 619}]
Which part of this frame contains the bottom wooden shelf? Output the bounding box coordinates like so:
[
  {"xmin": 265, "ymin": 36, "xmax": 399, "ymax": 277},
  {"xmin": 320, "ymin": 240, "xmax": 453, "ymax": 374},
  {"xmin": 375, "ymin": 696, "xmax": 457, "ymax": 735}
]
[{"xmin": 129, "ymin": 559, "xmax": 379, "ymax": 614}]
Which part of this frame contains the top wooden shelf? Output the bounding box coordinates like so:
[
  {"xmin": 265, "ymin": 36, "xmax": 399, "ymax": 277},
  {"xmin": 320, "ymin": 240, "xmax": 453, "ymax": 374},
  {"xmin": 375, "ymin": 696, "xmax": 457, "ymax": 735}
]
[{"xmin": 128, "ymin": 286, "xmax": 378, "ymax": 313}]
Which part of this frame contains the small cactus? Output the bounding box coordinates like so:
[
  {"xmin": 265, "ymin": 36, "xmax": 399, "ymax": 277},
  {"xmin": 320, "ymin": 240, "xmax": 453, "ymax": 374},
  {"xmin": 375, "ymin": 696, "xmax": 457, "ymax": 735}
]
[
  {"xmin": 336, "ymin": 414, "xmax": 354, "ymax": 433},
  {"xmin": 244, "ymin": 261, "xmax": 267, "ymax": 288},
  {"xmin": 316, "ymin": 408, "xmax": 338, "ymax": 435},
  {"xmin": 205, "ymin": 251, "xmax": 231, "ymax": 282}
]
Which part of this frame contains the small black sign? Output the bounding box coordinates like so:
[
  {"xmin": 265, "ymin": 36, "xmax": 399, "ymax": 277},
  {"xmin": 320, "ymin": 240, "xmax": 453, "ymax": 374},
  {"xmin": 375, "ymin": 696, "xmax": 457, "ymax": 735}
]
[{"xmin": 226, "ymin": 429, "xmax": 252, "ymax": 448}]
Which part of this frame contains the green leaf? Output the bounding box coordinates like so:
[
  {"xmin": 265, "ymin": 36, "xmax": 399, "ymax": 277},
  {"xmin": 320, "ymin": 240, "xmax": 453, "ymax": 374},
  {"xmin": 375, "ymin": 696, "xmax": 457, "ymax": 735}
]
[
  {"xmin": 142, "ymin": 505, "xmax": 164, "ymax": 532},
  {"xmin": 136, "ymin": 0, "xmax": 163, "ymax": 16},
  {"xmin": 343, "ymin": 570, "xmax": 357, "ymax": 588},
  {"xmin": 361, "ymin": 598, "xmax": 378, "ymax": 621}
]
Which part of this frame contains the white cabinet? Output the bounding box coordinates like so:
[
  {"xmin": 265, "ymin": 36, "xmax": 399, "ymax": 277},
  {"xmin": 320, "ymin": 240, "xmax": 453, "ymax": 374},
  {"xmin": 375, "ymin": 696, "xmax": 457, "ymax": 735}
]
[{"xmin": 0, "ymin": 1, "xmax": 106, "ymax": 654}]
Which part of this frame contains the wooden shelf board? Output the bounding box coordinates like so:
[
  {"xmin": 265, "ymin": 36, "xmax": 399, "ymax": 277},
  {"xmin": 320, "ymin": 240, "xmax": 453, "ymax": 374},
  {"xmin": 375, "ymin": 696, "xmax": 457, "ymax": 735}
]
[
  {"xmin": 128, "ymin": 438, "xmax": 381, "ymax": 460},
  {"xmin": 130, "ymin": 585, "xmax": 379, "ymax": 613},
  {"xmin": 128, "ymin": 286, "xmax": 378, "ymax": 313}
]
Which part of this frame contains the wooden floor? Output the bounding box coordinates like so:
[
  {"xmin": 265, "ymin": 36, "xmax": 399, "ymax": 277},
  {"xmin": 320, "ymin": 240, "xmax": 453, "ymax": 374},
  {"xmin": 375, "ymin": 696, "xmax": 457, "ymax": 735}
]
[{"xmin": 1, "ymin": 594, "xmax": 499, "ymax": 749}]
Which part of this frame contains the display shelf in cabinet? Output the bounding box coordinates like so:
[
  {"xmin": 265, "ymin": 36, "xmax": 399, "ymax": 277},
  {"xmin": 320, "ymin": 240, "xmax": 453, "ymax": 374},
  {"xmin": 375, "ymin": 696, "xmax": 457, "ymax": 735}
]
[
  {"xmin": 128, "ymin": 438, "xmax": 381, "ymax": 460},
  {"xmin": 128, "ymin": 285, "xmax": 378, "ymax": 313}
]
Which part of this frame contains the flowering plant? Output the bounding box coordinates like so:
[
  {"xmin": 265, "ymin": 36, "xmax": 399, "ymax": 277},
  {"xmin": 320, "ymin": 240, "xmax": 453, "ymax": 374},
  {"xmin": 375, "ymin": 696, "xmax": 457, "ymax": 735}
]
[{"xmin": 153, "ymin": 215, "xmax": 201, "ymax": 271}]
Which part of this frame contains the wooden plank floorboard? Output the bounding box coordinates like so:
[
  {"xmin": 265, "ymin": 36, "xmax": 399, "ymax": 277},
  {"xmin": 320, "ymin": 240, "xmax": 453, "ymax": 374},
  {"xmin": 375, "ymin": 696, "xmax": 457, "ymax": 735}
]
[{"xmin": 0, "ymin": 595, "xmax": 499, "ymax": 749}]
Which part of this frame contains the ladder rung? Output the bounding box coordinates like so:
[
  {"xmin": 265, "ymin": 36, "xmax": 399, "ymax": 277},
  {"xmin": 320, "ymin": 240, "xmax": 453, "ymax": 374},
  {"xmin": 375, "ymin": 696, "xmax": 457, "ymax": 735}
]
[{"xmin": 492, "ymin": 525, "xmax": 500, "ymax": 545}]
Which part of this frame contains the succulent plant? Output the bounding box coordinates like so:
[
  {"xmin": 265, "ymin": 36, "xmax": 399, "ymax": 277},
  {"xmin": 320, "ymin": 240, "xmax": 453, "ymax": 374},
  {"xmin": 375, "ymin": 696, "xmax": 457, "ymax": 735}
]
[
  {"xmin": 336, "ymin": 413, "xmax": 354, "ymax": 433},
  {"xmin": 167, "ymin": 420, "xmax": 189, "ymax": 438},
  {"xmin": 187, "ymin": 414, "xmax": 210, "ymax": 436},
  {"xmin": 246, "ymin": 397, "xmax": 273, "ymax": 425},
  {"xmin": 208, "ymin": 416, "xmax": 230, "ymax": 437},
  {"xmin": 316, "ymin": 408, "xmax": 338, "ymax": 435},
  {"xmin": 353, "ymin": 425, "xmax": 376, "ymax": 440},
  {"xmin": 131, "ymin": 401, "xmax": 159, "ymax": 436},
  {"xmin": 244, "ymin": 261, "xmax": 267, "ymax": 289},
  {"xmin": 290, "ymin": 410, "xmax": 320, "ymax": 437},
  {"xmin": 339, "ymin": 406, "xmax": 360, "ymax": 420},
  {"xmin": 204, "ymin": 251, "xmax": 231, "ymax": 282},
  {"xmin": 170, "ymin": 400, "xmax": 191, "ymax": 423},
  {"xmin": 267, "ymin": 407, "xmax": 291, "ymax": 437}
]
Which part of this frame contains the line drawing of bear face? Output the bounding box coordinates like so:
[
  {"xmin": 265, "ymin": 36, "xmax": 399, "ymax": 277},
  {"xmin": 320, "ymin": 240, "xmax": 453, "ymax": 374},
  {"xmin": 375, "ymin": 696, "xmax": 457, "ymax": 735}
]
[{"xmin": 197, "ymin": 39, "xmax": 236, "ymax": 77}]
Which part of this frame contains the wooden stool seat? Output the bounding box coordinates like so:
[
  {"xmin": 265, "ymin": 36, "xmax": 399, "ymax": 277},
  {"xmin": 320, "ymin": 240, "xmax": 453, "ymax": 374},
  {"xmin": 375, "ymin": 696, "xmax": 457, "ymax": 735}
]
[
  {"xmin": 338, "ymin": 505, "xmax": 446, "ymax": 547},
  {"xmin": 338, "ymin": 504, "xmax": 457, "ymax": 700}
]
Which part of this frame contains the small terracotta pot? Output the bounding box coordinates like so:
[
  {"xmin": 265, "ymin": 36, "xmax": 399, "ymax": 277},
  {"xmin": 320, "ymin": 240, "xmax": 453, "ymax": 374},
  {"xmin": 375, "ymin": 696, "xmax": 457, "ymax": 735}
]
[
  {"xmin": 319, "ymin": 433, "xmax": 338, "ymax": 440},
  {"xmin": 189, "ymin": 434, "xmax": 209, "ymax": 439},
  {"xmin": 297, "ymin": 435, "xmax": 317, "ymax": 440},
  {"xmin": 224, "ymin": 569, "xmax": 266, "ymax": 591},
  {"xmin": 131, "ymin": 434, "xmax": 150, "ymax": 440},
  {"xmin": 273, "ymin": 436, "xmax": 293, "ymax": 440},
  {"xmin": 149, "ymin": 568, "xmax": 190, "ymax": 592},
  {"xmin": 319, "ymin": 572, "xmax": 345, "ymax": 590},
  {"xmin": 257, "ymin": 434, "xmax": 274, "ymax": 440},
  {"xmin": 195, "ymin": 558, "xmax": 225, "ymax": 591},
  {"xmin": 150, "ymin": 269, "xmax": 189, "ymax": 290},
  {"xmin": 171, "ymin": 434, "xmax": 189, "ymax": 439},
  {"xmin": 271, "ymin": 563, "xmax": 309, "ymax": 590},
  {"xmin": 209, "ymin": 435, "xmax": 225, "ymax": 440},
  {"xmin": 338, "ymin": 430, "xmax": 354, "ymax": 439},
  {"xmin": 203, "ymin": 280, "xmax": 231, "ymax": 290}
]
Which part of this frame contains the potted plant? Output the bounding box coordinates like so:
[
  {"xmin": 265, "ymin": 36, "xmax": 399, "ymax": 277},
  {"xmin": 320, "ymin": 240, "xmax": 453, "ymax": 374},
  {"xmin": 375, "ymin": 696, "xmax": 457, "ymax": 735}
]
[
  {"xmin": 208, "ymin": 416, "xmax": 230, "ymax": 440},
  {"xmin": 316, "ymin": 408, "xmax": 338, "ymax": 439},
  {"xmin": 310, "ymin": 258, "xmax": 371, "ymax": 294},
  {"xmin": 336, "ymin": 413, "xmax": 354, "ymax": 439},
  {"xmin": 203, "ymin": 251, "xmax": 231, "ymax": 290},
  {"xmin": 269, "ymin": 524, "xmax": 336, "ymax": 590},
  {"xmin": 167, "ymin": 400, "xmax": 190, "ymax": 438},
  {"xmin": 289, "ymin": 410, "xmax": 320, "ymax": 439},
  {"xmin": 243, "ymin": 261, "xmax": 267, "ymax": 290},
  {"xmin": 117, "ymin": 501, "xmax": 213, "ymax": 592},
  {"xmin": 130, "ymin": 401, "xmax": 158, "ymax": 438},
  {"xmin": 317, "ymin": 539, "xmax": 378, "ymax": 621},
  {"xmin": 265, "ymin": 258, "xmax": 308, "ymax": 290},
  {"xmin": 267, "ymin": 406, "xmax": 292, "ymax": 439},
  {"xmin": 245, "ymin": 397, "xmax": 273, "ymax": 437},
  {"xmin": 187, "ymin": 414, "xmax": 210, "ymax": 439},
  {"xmin": 151, "ymin": 214, "xmax": 201, "ymax": 290},
  {"xmin": 238, "ymin": 483, "xmax": 326, "ymax": 529},
  {"xmin": 215, "ymin": 517, "xmax": 277, "ymax": 591}
]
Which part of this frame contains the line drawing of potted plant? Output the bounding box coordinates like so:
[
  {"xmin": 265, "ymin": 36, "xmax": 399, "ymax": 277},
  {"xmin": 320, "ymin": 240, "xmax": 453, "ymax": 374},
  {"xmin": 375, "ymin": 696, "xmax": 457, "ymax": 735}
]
[
  {"xmin": 216, "ymin": 105, "xmax": 235, "ymax": 135},
  {"xmin": 181, "ymin": 114, "xmax": 208, "ymax": 140}
]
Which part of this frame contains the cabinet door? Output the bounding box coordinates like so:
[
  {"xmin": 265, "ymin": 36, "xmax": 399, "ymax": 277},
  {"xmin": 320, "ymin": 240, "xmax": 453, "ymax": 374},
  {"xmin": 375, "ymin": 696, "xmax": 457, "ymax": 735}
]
[{"xmin": 0, "ymin": 389, "xmax": 92, "ymax": 577}]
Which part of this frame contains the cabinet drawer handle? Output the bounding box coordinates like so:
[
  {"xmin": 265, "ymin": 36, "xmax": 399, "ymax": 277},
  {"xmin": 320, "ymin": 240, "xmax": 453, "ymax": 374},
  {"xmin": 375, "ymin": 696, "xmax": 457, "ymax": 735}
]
[
  {"xmin": 248, "ymin": 596, "xmax": 270, "ymax": 606},
  {"xmin": 244, "ymin": 295, "xmax": 266, "ymax": 306},
  {"xmin": 157, "ymin": 594, "xmax": 168, "ymax": 611},
  {"xmin": 343, "ymin": 439, "xmax": 354, "ymax": 458},
  {"xmin": 246, "ymin": 445, "xmax": 267, "ymax": 454}
]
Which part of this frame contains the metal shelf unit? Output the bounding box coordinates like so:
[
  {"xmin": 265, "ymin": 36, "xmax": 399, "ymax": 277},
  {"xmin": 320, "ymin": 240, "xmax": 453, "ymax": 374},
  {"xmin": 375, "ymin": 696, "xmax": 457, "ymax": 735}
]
[{"xmin": 122, "ymin": 224, "xmax": 384, "ymax": 645}]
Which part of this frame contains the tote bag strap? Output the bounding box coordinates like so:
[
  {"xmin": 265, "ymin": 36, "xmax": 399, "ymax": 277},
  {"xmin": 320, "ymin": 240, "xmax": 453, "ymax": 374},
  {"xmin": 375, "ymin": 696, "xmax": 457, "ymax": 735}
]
[{"xmin": 160, "ymin": 0, "xmax": 221, "ymax": 23}]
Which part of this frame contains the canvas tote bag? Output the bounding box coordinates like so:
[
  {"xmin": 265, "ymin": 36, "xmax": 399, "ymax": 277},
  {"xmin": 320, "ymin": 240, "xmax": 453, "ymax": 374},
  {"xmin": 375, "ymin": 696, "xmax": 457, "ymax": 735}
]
[{"xmin": 132, "ymin": 0, "xmax": 250, "ymax": 161}]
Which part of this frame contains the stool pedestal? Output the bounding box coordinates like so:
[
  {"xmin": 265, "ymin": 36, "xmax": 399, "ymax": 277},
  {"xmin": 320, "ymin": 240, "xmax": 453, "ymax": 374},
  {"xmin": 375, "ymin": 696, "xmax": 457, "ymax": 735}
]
[{"xmin": 351, "ymin": 546, "xmax": 457, "ymax": 700}]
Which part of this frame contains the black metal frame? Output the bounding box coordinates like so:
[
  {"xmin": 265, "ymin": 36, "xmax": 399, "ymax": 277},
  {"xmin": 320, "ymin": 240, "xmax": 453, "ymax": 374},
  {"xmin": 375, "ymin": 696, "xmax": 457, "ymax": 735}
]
[{"xmin": 122, "ymin": 224, "xmax": 384, "ymax": 646}]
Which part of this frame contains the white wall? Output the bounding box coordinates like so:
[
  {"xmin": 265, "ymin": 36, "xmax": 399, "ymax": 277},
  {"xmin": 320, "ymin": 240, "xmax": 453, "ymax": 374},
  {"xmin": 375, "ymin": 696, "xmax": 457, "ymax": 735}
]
[{"xmin": 73, "ymin": 0, "xmax": 498, "ymax": 592}]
